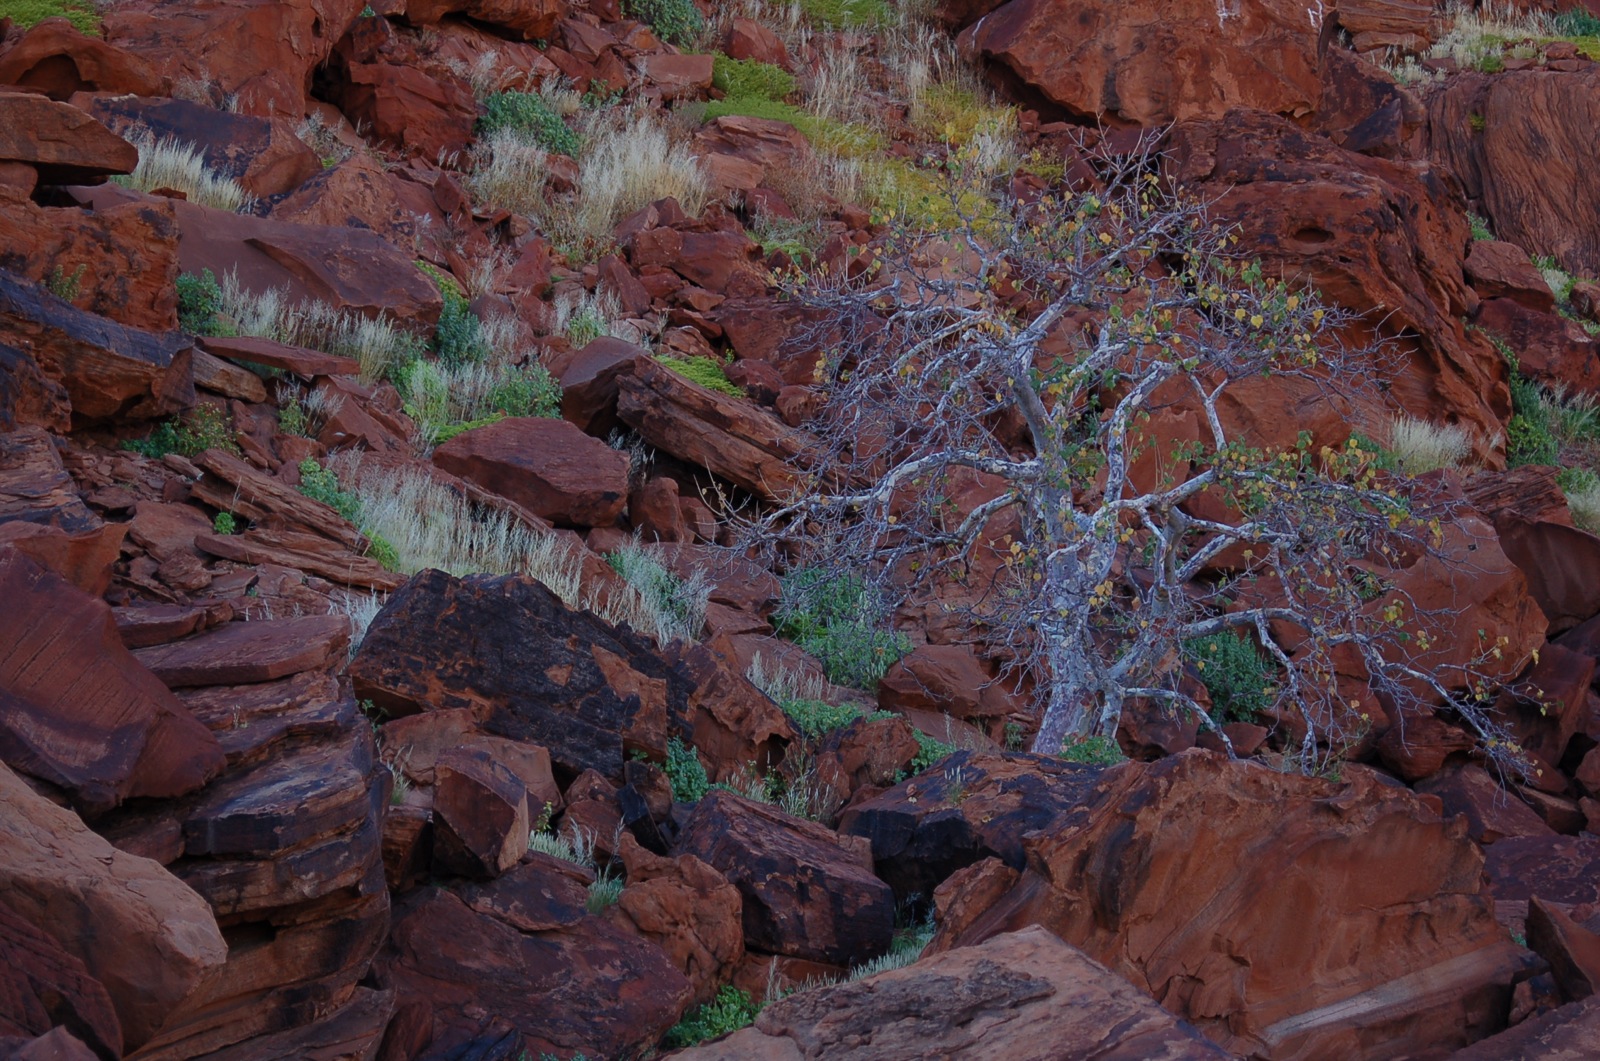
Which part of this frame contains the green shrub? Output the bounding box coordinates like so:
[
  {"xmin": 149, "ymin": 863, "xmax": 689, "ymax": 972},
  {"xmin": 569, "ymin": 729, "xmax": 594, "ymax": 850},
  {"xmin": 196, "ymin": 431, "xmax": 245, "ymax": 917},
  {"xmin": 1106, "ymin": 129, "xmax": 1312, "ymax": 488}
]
[
  {"xmin": 298, "ymin": 458, "xmax": 363, "ymax": 523},
  {"xmin": 123, "ymin": 405, "xmax": 238, "ymax": 458},
  {"xmin": 773, "ymin": 569, "xmax": 913, "ymax": 689},
  {"xmin": 625, "ymin": 0, "xmax": 703, "ymax": 44},
  {"xmin": 660, "ymin": 355, "xmax": 744, "ymax": 397},
  {"xmin": 478, "ymin": 91, "xmax": 582, "ymax": 156},
  {"xmin": 1468, "ymin": 214, "xmax": 1494, "ymax": 241},
  {"xmin": 909, "ymin": 729, "xmax": 955, "ymax": 773},
  {"xmin": 664, "ymin": 736, "xmax": 709, "ymax": 803},
  {"xmin": 712, "ymin": 55, "xmax": 795, "ymax": 102},
  {"xmin": 47, "ymin": 264, "xmax": 85, "ymax": 302},
  {"xmin": 564, "ymin": 304, "xmax": 609, "ymax": 346},
  {"xmin": 664, "ymin": 986, "xmax": 762, "ymax": 1049},
  {"xmin": 783, "ymin": 697, "xmax": 868, "ymax": 738},
  {"xmin": 1508, "ymin": 375, "xmax": 1560, "ymax": 466},
  {"xmin": 417, "ymin": 262, "xmax": 489, "ymax": 366},
  {"xmin": 1554, "ymin": 9, "xmax": 1600, "ymax": 37},
  {"xmin": 486, "ymin": 364, "xmax": 563, "ymax": 418},
  {"xmin": 1060, "ymin": 734, "xmax": 1125, "ymax": 765},
  {"xmin": 176, "ymin": 269, "xmax": 228, "ymax": 336},
  {"xmin": 212, "ymin": 511, "xmax": 237, "ymax": 535},
  {"xmin": 0, "ymin": 0, "xmax": 99, "ymax": 34},
  {"xmin": 1182, "ymin": 631, "xmax": 1279, "ymax": 723},
  {"xmin": 366, "ymin": 532, "xmax": 400, "ymax": 571}
]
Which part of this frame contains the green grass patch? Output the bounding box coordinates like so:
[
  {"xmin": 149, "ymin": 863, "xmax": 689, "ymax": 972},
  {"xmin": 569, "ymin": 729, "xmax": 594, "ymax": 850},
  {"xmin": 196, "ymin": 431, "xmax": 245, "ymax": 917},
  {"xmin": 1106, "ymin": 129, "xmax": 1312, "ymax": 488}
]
[
  {"xmin": 663, "ymin": 737, "xmax": 710, "ymax": 803},
  {"xmin": 712, "ymin": 55, "xmax": 795, "ymax": 102},
  {"xmin": 660, "ymin": 355, "xmax": 743, "ymax": 397},
  {"xmin": 798, "ymin": 0, "xmax": 893, "ymax": 29},
  {"xmin": 1060, "ymin": 734, "xmax": 1125, "ymax": 765},
  {"xmin": 624, "ymin": 0, "xmax": 702, "ymax": 44},
  {"xmin": 0, "ymin": 0, "xmax": 99, "ymax": 34}
]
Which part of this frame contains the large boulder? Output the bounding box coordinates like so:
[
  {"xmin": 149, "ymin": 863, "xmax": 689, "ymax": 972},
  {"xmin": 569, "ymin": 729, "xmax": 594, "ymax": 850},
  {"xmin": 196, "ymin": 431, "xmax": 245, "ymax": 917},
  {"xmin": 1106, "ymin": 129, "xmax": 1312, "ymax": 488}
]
[
  {"xmin": 0, "ymin": 902, "xmax": 122, "ymax": 1058},
  {"xmin": 958, "ymin": 0, "xmax": 1325, "ymax": 125},
  {"xmin": 933, "ymin": 752, "xmax": 1530, "ymax": 1060},
  {"xmin": 431, "ymin": 417, "xmax": 631, "ymax": 529},
  {"xmin": 0, "ymin": 271, "xmax": 193, "ymax": 425},
  {"xmin": 0, "ymin": 547, "xmax": 224, "ymax": 812},
  {"xmin": 102, "ymin": 0, "xmax": 366, "ymax": 117},
  {"xmin": 0, "ymin": 761, "xmax": 226, "ymax": 1052},
  {"xmin": 1425, "ymin": 67, "xmax": 1600, "ymax": 277},
  {"xmin": 376, "ymin": 859, "xmax": 692, "ymax": 1059},
  {"xmin": 1164, "ymin": 109, "xmax": 1508, "ymax": 458},
  {"xmin": 0, "ymin": 427, "xmax": 124, "ymax": 594},
  {"xmin": 673, "ymin": 925, "xmax": 1230, "ymax": 1060},
  {"xmin": 838, "ymin": 750, "xmax": 1104, "ymax": 905},
  {"xmin": 676, "ymin": 789, "xmax": 895, "ymax": 967},
  {"xmin": 0, "ymin": 18, "xmax": 166, "ymax": 99},
  {"xmin": 397, "ymin": 0, "xmax": 566, "ymax": 39},
  {"xmin": 0, "ymin": 195, "xmax": 181, "ymax": 333},
  {"xmin": 349, "ymin": 569, "xmax": 795, "ymax": 782}
]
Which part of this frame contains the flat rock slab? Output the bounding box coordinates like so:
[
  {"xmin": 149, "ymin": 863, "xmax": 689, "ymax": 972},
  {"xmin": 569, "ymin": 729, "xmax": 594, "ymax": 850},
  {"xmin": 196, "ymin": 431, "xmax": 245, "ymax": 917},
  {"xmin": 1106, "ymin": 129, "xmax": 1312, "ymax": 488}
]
[
  {"xmin": 177, "ymin": 671, "xmax": 351, "ymax": 768},
  {"xmin": 0, "ymin": 91, "xmax": 136, "ymax": 182},
  {"xmin": 431, "ymin": 416, "xmax": 630, "ymax": 529},
  {"xmin": 198, "ymin": 335, "xmax": 359, "ymax": 379},
  {"xmin": 133, "ymin": 614, "xmax": 350, "ymax": 688},
  {"xmin": 1485, "ymin": 834, "xmax": 1600, "ymax": 908},
  {"xmin": 674, "ymin": 925, "xmax": 1230, "ymax": 1060}
]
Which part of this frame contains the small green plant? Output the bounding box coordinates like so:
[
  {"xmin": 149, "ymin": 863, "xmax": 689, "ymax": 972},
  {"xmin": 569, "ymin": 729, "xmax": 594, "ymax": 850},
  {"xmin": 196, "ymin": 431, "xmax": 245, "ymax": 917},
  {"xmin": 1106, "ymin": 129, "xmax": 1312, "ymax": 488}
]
[
  {"xmin": 607, "ymin": 543, "xmax": 711, "ymax": 643},
  {"xmin": 625, "ymin": 0, "xmax": 703, "ymax": 44},
  {"xmin": 1060, "ymin": 734, "xmax": 1125, "ymax": 765},
  {"xmin": 298, "ymin": 457, "xmax": 363, "ymax": 522},
  {"xmin": 783, "ymin": 698, "xmax": 869, "ymax": 738},
  {"xmin": 663, "ymin": 986, "xmax": 762, "ymax": 1049},
  {"xmin": 176, "ymin": 269, "xmax": 228, "ymax": 335},
  {"xmin": 46, "ymin": 264, "xmax": 85, "ymax": 302},
  {"xmin": 909, "ymin": 729, "xmax": 955, "ymax": 774},
  {"xmin": 1508, "ymin": 374, "xmax": 1560, "ymax": 466},
  {"xmin": 1468, "ymin": 214, "xmax": 1495, "ymax": 241},
  {"xmin": 123, "ymin": 405, "xmax": 238, "ymax": 458},
  {"xmin": 418, "ymin": 261, "xmax": 490, "ymax": 365},
  {"xmin": 712, "ymin": 55, "xmax": 795, "ymax": 102},
  {"xmin": 797, "ymin": 0, "xmax": 892, "ymax": 29},
  {"xmin": 212, "ymin": 511, "xmax": 237, "ymax": 535},
  {"xmin": 664, "ymin": 736, "xmax": 710, "ymax": 803},
  {"xmin": 1468, "ymin": 112, "xmax": 1487, "ymax": 133},
  {"xmin": 586, "ymin": 870, "xmax": 624, "ymax": 913},
  {"xmin": 485, "ymin": 364, "xmax": 563, "ymax": 418},
  {"xmin": 773, "ymin": 569, "xmax": 913, "ymax": 689},
  {"xmin": 1553, "ymin": 9, "xmax": 1600, "ymax": 37},
  {"xmin": 1003, "ymin": 721, "xmax": 1026, "ymax": 751},
  {"xmin": 1183, "ymin": 630, "xmax": 1280, "ymax": 724},
  {"xmin": 564, "ymin": 304, "xmax": 609, "ymax": 345},
  {"xmin": 478, "ymin": 91, "xmax": 582, "ymax": 156},
  {"xmin": 848, "ymin": 918, "xmax": 934, "ymax": 980}
]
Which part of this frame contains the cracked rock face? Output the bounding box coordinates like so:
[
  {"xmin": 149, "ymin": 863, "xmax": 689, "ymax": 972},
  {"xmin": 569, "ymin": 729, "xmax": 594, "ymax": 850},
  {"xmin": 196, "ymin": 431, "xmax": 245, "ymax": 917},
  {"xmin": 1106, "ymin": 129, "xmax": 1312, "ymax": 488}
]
[{"xmin": 932, "ymin": 751, "xmax": 1533, "ymax": 1060}]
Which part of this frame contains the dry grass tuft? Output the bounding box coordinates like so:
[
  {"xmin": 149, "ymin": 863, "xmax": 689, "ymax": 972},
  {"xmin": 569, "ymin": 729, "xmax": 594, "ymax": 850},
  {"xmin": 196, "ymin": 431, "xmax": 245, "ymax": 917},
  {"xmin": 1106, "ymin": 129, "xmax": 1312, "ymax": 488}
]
[
  {"xmin": 114, "ymin": 130, "xmax": 255, "ymax": 212},
  {"xmin": 1385, "ymin": 416, "xmax": 1475, "ymax": 474}
]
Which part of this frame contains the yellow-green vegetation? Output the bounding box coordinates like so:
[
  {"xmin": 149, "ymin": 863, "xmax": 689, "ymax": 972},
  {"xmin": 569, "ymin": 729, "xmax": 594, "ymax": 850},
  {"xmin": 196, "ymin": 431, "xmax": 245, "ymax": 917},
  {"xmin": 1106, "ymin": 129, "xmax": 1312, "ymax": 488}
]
[
  {"xmin": 798, "ymin": 0, "xmax": 893, "ymax": 29},
  {"xmin": 909, "ymin": 82, "xmax": 1017, "ymax": 148},
  {"xmin": 660, "ymin": 354, "xmax": 743, "ymax": 397},
  {"xmin": 712, "ymin": 55, "xmax": 796, "ymax": 102},
  {"xmin": 123, "ymin": 405, "xmax": 239, "ymax": 459},
  {"xmin": 0, "ymin": 0, "xmax": 98, "ymax": 34}
]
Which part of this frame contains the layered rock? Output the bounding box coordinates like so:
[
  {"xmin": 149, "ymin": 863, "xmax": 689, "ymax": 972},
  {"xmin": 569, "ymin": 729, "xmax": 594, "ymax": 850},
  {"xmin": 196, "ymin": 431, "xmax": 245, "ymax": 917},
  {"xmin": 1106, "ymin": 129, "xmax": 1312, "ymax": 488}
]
[
  {"xmin": 431, "ymin": 417, "xmax": 630, "ymax": 529},
  {"xmin": 933, "ymin": 752, "xmax": 1530, "ymax": 1059},
  {"xmin": 1426, "ymin": 67, "xmax": 1600, "ymax": 276},
  {"xmin": 676, "ymin": 789, "xmax": 895, "ymax": 967},
  {"xmin": 673, "ymin": 925, "xmax": 1230, "ymax": 1060},
  {"xmin": 350, "ymin": 569, "xmax": 796, "ymax": 782}
]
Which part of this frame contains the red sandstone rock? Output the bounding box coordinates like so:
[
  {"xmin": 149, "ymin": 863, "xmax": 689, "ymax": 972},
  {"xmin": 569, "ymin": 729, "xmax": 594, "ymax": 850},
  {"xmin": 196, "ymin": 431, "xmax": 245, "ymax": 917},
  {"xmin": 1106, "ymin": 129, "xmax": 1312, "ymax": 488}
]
[
  {"xmin": 432, "ymin": 417, "xmax": 630, "ymax": 529},
  {"xmin": 329, "ymin": 60, "xmax": 477, "ymax": 161},
  {"xmin": 0, "ymin": 91, "xmax": 135, "ymax": 184},
  {"xmin": 131, "ymin": 614, "xmax": 351, "ymax": 687},
  {"xmin": 0, "ymin": 902, "xmax": 121, "ymax": 1058},
  {"xmin": 0, "ymin": 761, "xmax": 226, "ymax": 1052},
  {"xmin": 724, "ymin": 17, "xmax": 790, "ymax": 67},
  {"xmin": 399, "ymin": 0, "xmax": 566, "ymax": 39},
  {"xmin": 1527, "ymin": 897, "xmax": 1600, "ymax": 1002},
  {"xmin": 0, "ymin": 548, "xmax": 224, "ymax": 811},
  {"xmin": 0, "ymin": 18, "xmax": 165, "ymax": 99},
  {"xmin": 377, "ymin": 866, "xmax": 692, "ymax": 1058},
  {"xmin": 810, "ymin": 713, "xmax": 920, "ymax": 818},
  {"xmin": 0, "ymin": 428, "xmax": 123, "ymax": 594},
  {"xmin": 88, "ymin": 95, "xmax": 319, "ymax": 199},
  {"xmin": 1449, "ymin": 994, "xmax": 1600, "ymax": 1061},
  {"xmin": 102, "ymin": 0, "xmax": 366, "ymax": 117},
  {"xmin": 615, "ymin": 357, "xmax": 812, "ymax": 500},
  {"xmin": 1466, "ymin": 464, "xmax": 1600, "ymax": 632},
  {"xmin": 1426, "ymin": 67, "xmax": 1600, "ymax": 277},
  {"xmin": 838, "ymin": 750, "xmax": 1104, "ymax": 904},
  {"xmin": 432, "ymin": 745, "xmax": 531, "ymax": 880},
  {"xmin": 673, "ymin": 925, "xmax": 1231, "ymax": 1060},
  {"xmin": 1416, "ymin": 761, "xmax": 1555, "ymax": 844},
  {"xmin": 959, "ymin": 0, "xmax": 1324, "ymax": 125},
  {"xmin": 1484, "ymin": 832, "xmax": 1600, "ymax": 909},
  {"xmin": 1466, "ymin": 240, "xmax": 1558, "ymax": 311},
  {"xmin": 0, "ymin": 344, "xmax": 70, "ymax": 433},
  {"xmin": 676, "ymin": 788, "xmax": 895, "ymax": 966},
  {"xmin": 0, "ymin": 271, "xmax": 193, "ymax": 424},
  {"xmin": 1165, "ymin": 111, "xmax": 1508, "ymax": 458},
  {"xmin": 1476, "ymin": 296, "xmax": 1600, "ymax": 394},
  {"xmin": 612, "ymin": 833, "xmax": 744, "ymax": 1005},
  {"xmin": 934, "ymin": 753, "xmax": 1529, "ymax": 1059},
  {"xmin": 554, "ymin": 335, "xmax": 651, "ymax": 434}
]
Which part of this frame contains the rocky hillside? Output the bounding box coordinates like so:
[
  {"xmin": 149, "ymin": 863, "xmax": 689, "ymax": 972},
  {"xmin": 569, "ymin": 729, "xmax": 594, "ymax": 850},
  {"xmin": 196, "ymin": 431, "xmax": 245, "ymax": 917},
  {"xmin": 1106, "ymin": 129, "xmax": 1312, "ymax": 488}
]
[{"xmin": 1, "ymin": 0, "xmax": 1599, "ymax": 1057}]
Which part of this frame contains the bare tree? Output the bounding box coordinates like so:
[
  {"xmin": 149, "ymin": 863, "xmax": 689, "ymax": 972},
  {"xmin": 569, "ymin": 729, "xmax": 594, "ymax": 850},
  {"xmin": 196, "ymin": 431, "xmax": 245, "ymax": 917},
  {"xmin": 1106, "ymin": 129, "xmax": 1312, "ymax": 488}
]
[{"xmin": 737, "ymin": 139, "xmax": 1530, "ymax": 772}]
